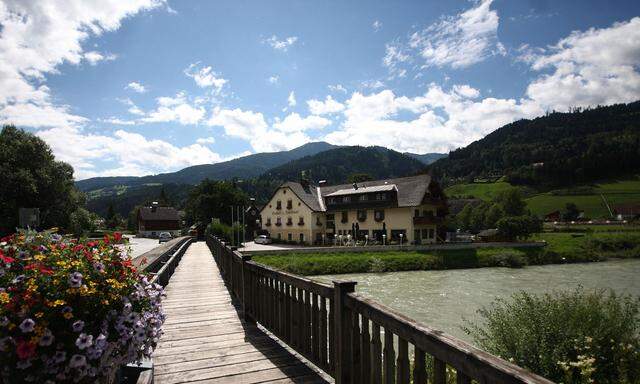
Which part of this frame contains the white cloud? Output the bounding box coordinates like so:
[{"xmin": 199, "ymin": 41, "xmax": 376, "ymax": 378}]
[
  {"xmin": 307, "ymin": 95, "xmax": 345, "ymax": 115},
  {"xmin": 36, "ymin": 126, "xmax": 222, "ymax": 179},
  {"xmin": 324, "ymin": 86, "xmax": 542, "ymax": 153},
  {"xmin": 361, "ymin": 80, "xmax": 385, "ymax": 89},
  {"xmin": 523, "ymin": 17, "xmax": 640, "ymax": 111},
  {"xmin": 273, "ymin": 113, "xmax": 331, "ymax": 133},
  {"xmin": 287, "ymin": 91, "xmax": 297, "ymax": 107},
  {"xmin": 263, "ymin": 35, "xmax": 298, "ymax": 52},
  {"xmin": 184, "ymin": 63, "xmax": 227, "ymax": 93},
  {"xmin": 126, "ymin": 81, "xmax": 147, "ymax": 93},
  {"xmin": 268, "ymin": 75, "xmax": 279, "ymax": 85},
  {"xmin": 373, "ymin": 20, "xmax": 382, "ymax": 32},
  {"xmin": 99, "ymin": 117, "xmax": 136, "ymax": 125},
  {"xmin": 0, "ymin": 0, "xmax": 164, "ymax": 129},
  {"xmin": 328, "ymin": 84, "xmax": 347, "ymax": 93},
  {"xmin": 84, "ymin": 51, "xmax": 117, "ymax": 65},
  {"xmin": 196, "ymin": 137, "xmax": 216, "ymax": 144},
  {"xmin": 141, "ymin": 92, "xmax": 206, "ymax": 125},
  {"xmin": 384, "ymin": 0, "xmax": 502, "ymax": 77}
]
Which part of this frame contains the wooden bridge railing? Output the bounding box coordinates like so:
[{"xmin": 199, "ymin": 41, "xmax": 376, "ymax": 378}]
[
  {"xmin": 137, "ymin": 236, "xmax": 193, "ymax": 286},
  {"xmin": 206, "ymin": 235, "xmax": 554, "ymax": 384}
]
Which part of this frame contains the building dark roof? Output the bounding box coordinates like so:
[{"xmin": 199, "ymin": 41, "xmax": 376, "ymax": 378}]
[
  {"xmin": 139, "ymin": 206, "xmax": 180, "ymax": 221},
  {"xmin": 274, "ymin": 174, "xmax": 434, "ymax": 212},
  {"xmin": 320, "ymin": 174, "xmax": 433, "ymax": 208}
]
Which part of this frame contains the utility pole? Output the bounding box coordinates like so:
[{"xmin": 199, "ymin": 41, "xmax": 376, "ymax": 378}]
[
  {"xmin": 230, "ymin": 206, "xmax": 234, "ymax": 246},
  {"xmin": 242, "ymin": 205, "xmax": 245, "ymax": 248}
]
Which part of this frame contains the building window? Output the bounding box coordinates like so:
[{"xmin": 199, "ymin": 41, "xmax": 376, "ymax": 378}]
[
  {"xmin": 424, "ymin": 210, "xmax": 434, "ymax": 217},
  {"xmin": 276, "ymin": 217, "xmax": 282, "ymax": 226},
  {"xmin": 287, "ymin": 200, "xmax": 293, "ymax": 209},
  {"xmin": 421, "ymin": 229, "xmax": 428, "ymax": 239},
  {"xmin": 316, "ymin": 216, "xmax": 322, "ymax": 226},
  {"xmin": 390, "ymin": 229, "xmax": 407, "ymax": 241},
  {"xmin": 277, "ymin": 233, "xmax": 282, "ymax": 240},
  {"xmin": 357, "ymin": 210, "xmax": 367, "ymax": 222},
  {"xmin": 343, "ymin": 196, "xmax": 351, "ymax": 203},
  {"xmin": 359, "ymin": 194, "xmax": 367, "ymax": 201},
  {"xmin": 374, "ymin": 210, "xmax": 385, "ymax": 222},
  {"xmin": 286, "ymin": 217, "xmax": 293, "ymax": 226},
  {"xmin": 414, "ymin": 209, "xmax": 420, "ymax": 217},
  {"xmin": 341, "ymin": 211, "xmax": 348, "ymax": 223},
  {"xmin": 288, "ymin": 233, "xmax": 292, "ymax": 241},
  {"xmin": 298, "ymin": 217, "xmax": 305, "ymax": 225},
  {"xmin": 299, "ymin": 233, "xmax": 305, "ymax": 243},
  {"xmin": 276, "ymin": 200, "xmax": 282, "ymax": 210},
  {"xmin": 266, "ymin": 218, "xmax": 272, "ymax": 226},
  {"xmin": 376, "ymin": 193, "xmax": 387, "ymax": 201},
  {"xmin": 429, "ymin": 228, "xmax": 435, "ymax": 239}
]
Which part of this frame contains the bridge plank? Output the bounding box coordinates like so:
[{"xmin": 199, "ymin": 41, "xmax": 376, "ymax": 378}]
[{"xmin": 153, "ymin": 242, "xmax": 329, "ymax": 383}]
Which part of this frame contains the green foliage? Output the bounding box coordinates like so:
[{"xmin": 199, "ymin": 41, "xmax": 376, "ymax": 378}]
[
  {"xmin": 347, "ymin": 173, "xmax": 374, "ymax": 183},
  {"xmin": 563, "ymin": 202, "xmax": 581, "ymax": 221},
  {"xmin": 430, "ymin": 101, "xmax": 640, "ymax": 187},
  {"xmin": 494, "ymin": 188, "xmax": 526, "ymax": 216},
  {"xmin": 484, "ymin": 204, "xmax": 505, "ymax": 228},
  {"xmin": 454, "ymin": 188, "xmax": 529, "ymax": 232},
  {"xmin": 0, "ymin": 125, "xmax": 83, "ymax": 235},
  {"xmin": 68, "ymin": 208, "xmax": 99, "ymax": 237},
  {"xmin": 497, "ymin": 215, "xmax": 542, "ymax": 240},
  {"xmin": 185, "ymin": 179, "xmax": 248, "ymax": 225},
  {"xmin": 464, "ymin": 288, "xmax": 640, "ymax": 383}
]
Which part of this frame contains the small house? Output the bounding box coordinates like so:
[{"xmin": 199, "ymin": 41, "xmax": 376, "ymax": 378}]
[{"xmin": 137, "ymin": 205, "xmax": 181, "ymax": 238}]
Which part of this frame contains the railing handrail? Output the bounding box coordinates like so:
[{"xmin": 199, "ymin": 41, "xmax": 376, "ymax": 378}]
[
  {"xmin": 344, "ymin": 292, "xmax": 553, "ymax": 384},
  {"xmin": 205, "ymin": 235, "xmax": 554, "ymax": 384}
]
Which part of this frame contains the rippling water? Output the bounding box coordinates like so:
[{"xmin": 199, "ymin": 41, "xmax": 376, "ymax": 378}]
[{"xmin": 313, "ymin": 259, "xmax": 640, "ymax": 343}]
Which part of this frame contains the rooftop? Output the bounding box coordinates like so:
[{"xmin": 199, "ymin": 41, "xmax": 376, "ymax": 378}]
[{"xmin": 325, "ymin": 184, "xmax": 397, "ymax": 197}]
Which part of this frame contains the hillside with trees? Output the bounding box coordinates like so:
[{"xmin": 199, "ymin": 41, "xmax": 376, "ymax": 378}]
[{"xmin": 429, "ymin": 101, "xmax": 640, "ymax": 187}]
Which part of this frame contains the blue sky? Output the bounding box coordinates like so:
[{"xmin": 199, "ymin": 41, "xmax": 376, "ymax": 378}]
[{"xmin": 1, "ymin": 0, "xmax": 639, "ymax": 179}]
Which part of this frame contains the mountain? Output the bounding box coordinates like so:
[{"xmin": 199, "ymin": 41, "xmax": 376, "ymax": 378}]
[
  {"xmin": 429, "ymin": 101, "xmax": 640, "ymax": 187},
  {"xmin": 242, "ymin": 146, "xmax": 427, "ymax": 203},
  {"xmin": 404, "ymin": 152, "xmax": 447, "ymax": 165},
  {"xmin": 76, "ymin": 141, "xmax": 338, "ymax": 191}
]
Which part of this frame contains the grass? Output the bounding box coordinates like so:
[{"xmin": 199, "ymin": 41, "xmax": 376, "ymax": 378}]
[
  {"xmin": 445, "ymin": 176, "xmax": 640, "ymax": 219},
  {"xmin": 252, "ymin": 231, "xmax": 640, "ymax": 275}
]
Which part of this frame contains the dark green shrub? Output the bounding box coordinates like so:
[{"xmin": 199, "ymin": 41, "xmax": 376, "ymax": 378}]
[{"xmin": 464, "ymin": 287, "xmax": 640, "ymax": 383}]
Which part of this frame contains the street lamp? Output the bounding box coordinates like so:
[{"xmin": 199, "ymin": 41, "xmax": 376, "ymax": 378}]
[
  {"xmin": 399, "ymin": 233, "xmax": 403, "ymax": 247},
  {"xmin": 365, "ymin": 234, "xmax": 368, "ymax": 246},
  {"xmin": 382, "ymin": 234, "xmax": 386, "ymax": 246}
]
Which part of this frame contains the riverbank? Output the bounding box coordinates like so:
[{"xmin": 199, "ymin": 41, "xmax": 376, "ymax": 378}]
[{"xmin": 252, "ymin": 232, "xmax": 640, "ymax": 275}]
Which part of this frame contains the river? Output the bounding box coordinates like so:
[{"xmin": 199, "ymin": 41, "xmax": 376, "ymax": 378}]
[{"xmin": 313, "ymin": 259, "xmax": 640, "ymax": 343}]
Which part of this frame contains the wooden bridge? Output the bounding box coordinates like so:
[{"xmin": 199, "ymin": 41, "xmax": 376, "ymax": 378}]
[{"xmin": 136, "ymin": 237, "xmax": 554, "ymax": 384}]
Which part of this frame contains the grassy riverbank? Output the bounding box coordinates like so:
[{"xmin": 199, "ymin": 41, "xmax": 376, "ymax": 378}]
[{"xmin": 252, "ymin": 232, "xmax": 640, "ymax": 275}]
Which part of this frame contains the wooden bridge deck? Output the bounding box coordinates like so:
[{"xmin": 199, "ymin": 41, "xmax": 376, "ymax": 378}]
[{"xmin": 153, "ymin": 242, "xmax": 330, "ymax": 384}]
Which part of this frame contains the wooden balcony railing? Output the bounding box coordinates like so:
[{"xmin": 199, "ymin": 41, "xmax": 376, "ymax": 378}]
[
  {"xmin": 206, "ymin": 235, "xmax": 554, "ymax": 384},
  {"xmin": 412, "ymin": 216, "xmax": 443, "ymax": 225}
]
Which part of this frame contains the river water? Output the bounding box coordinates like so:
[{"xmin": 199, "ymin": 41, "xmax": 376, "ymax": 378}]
[{"xmin": 313, "ymin": 259, "xmax": 640, "ymax": 343}]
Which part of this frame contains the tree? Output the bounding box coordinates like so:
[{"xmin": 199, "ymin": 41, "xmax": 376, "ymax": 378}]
[
  {"xmin": 347, "ymin": 173, "xmax": 374, "ymax": 184},
  {"xmin": 69, "ymin": 208, "xmax": 99, "ymax": 237},
  {"xmin": 457, "ymin": 204, "xmax": 474, "ymax": 230},
  {"xmin": 497, "ymin": 215, "xmax": 542, "ymax": 240},
  {"xmin": 159, "ymin": 186, "xmax": 170, "ymax": 206},
  {"xmin": 484, "ymin": 203, "xmax": 505, "ymax": 229},
  {"xmin": 185, "ymin": 179, "xmax": 248, "ymax": 225},
  {"xmin": 0, "ymin": 125, "xmax": 83, "ymax": 235},
  {"xmin": 494, "ymin": 189, "xmax": 526, "ymax": 216},
  {"xmin": 563, "ymin": 202, "xmax": 581, "ymax": 221},
  {"xmin": 105, "ymin": 203, "xmax": 122, "ymax": 229}
]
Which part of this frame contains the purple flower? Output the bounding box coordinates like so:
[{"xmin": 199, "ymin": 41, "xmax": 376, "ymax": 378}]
[
  {"xmin": 95, "ymin": 333, "xmax": 107, "ymax": 349},
  {"xmin": 75, "ymin": 333, "xmax": 93, "ymax": 350},
  {"xmin": 69, "ymin": 354, "xmax": 86, "ymax": 368},
  {"xmin": 19, "ymin": 318, "xmax": 35, "ymax": 333},
  {"xmin": 0, "ymin": 316, "xmax": 8, "ymax": 327},
  {"xmin": 53, "ymin": 351, "xmax": 66, "ymax": 364},
  {"xmin": 12, "ymin": 274, "xmax": 25, "ymax": 284},
  {"xmin": 68, "ymin": 272, "xmax": 82, "ymax": 288},
  {"xmin": 39, "ymin": 329, "xmax": 54, "ymax": 346},
  {"xmin": 16, "ymin": 359, "xmax": 32, "ymax": 369},
  {"xmin": 72, "ymin": 320, "xmax": 84, "ymax": 332},
  {"xmin": 93, "ymin": 262, "xmax": 105, "ymax": 273}
]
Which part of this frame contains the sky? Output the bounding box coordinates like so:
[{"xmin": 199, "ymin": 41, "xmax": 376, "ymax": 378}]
[{"xmin": 1, "ymin": 0, "xmax": 639, "ymax": 180}]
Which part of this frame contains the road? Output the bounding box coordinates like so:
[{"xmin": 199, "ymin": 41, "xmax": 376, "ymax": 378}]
[
  {"xmin": 240, "ymin": 241, "xmax": 304, "ymax": 252},
  {"xmin": 126, "ymin": 236, "xmax": 163, "ymax": 258}
]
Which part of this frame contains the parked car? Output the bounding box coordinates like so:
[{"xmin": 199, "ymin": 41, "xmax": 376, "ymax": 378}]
[
  {"xmin": 254, "ymin": 235, "xmax": 272, "ymax": 244},
  {"xmin": 158, "ymin": 232, "xmax": 172, "ymax": 243}
]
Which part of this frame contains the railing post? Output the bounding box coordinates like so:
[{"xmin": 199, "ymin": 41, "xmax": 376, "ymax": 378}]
[
  {"xmin": 333, "ymin": 280, "xmax": 357, "ymax": 384},
  {"xmin": 240, "ymin": 255, "xmax": 254, "ymax": 323}
]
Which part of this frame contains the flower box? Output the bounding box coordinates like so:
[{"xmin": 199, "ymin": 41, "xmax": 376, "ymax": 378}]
[{"xmin": 0, "ymin": 230, "xmax": 164, "ymax": 383}]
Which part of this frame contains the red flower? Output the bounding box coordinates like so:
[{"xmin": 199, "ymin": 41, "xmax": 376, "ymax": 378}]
[
  {"xmin": 0, "ymin": 234, "xmax": 14, "ymax": 243},
  {"xmin": 114, "ymin": 232, "xmax": 122, "ymax": 242},
  {"xmin": 40, "ymin": 266, "xmax": 54, "ymax": 275},
  {"xmin": 73, "ymin": 244, "xmax": 84, "ymax": 253},
  {"xmin": 0, "ymin": 251, "xmax": 15, "ymax": 264},
  {"xmin": 16, "ymin": 340, "xmax": 36, "ymax": 359},
  {"xmin": 103, "ymin": 234, "xmax": 110, "ymax": 244}
]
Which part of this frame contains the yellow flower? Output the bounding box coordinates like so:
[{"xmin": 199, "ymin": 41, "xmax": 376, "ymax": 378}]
[
  {"xmin": 0, "ymin": 292, "xmax": 9, "ymax": 304},
  {"xmin": 63, "ymin": 312, "xmax": 73, "ymax": 320},
  {"xmin": 101, "ymin": 299, "xmax": 110, "ymax": 305},
  {"xmin": 34, "ymin": 254, "xmax": 46, "ymax": 261},
  {"xmin": 35, "ymin": 312, "xmax": 44, "ymax": 318}
]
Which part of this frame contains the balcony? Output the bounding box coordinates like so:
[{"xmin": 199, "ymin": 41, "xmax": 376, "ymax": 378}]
[
  {"xmin": 298, "ymin": 220, "xmax": 305, "ymax": 226},
  {"xmin": 413, "ymin": 216, "xmax": 442, "ymax": 225}
]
